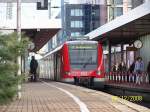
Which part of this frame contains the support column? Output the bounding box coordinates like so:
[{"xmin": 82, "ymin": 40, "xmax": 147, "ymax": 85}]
[
  {"xmin": 121, "ymin": 43, "xmax": 124, "ymax": 62},
  {"xmin": 114, "ymin": 48, "xmax": 116, "ymax": 65},
  {"xmin": 108, "ymin": 40, "xmax": 112, "ymax": 73}
]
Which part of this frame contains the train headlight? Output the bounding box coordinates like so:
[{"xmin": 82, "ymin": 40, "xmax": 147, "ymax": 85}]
[
  {"xmin": 97, "ymin": 70, "xmax": 101, "ymax": 75},
  {"xmin": 65, "ymin": 71, "xmax": 71, "ymax": 75}
]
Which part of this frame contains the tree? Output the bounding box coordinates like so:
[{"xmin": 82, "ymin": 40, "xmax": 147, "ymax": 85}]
[{"xmin": 0, "ymin": 32, "xmax": 29, "ymax": 104}]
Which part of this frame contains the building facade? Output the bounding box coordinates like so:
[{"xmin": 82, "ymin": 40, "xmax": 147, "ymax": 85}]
[
  {"xmin": 64, "ymin": 4, "xmax": 104, "ymax": 38},
  {"xmin": 106, "ymin": 0, "xmax": 150, "ymax": 22},
  {"xmin": 106, "ymin": 0, "xmax": 132, "ymax": 22},
  {"xmin": 47, "ymin": 3, "xmax": 107, "ymax": 51},
  {"xmin": 131, "ymin": 0, "xmax": 144, "ymax": 8}
]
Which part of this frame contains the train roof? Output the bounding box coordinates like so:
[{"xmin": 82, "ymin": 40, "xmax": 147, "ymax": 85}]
[
  {"xmin": 43, "ymin": 40, "xmax": 98, "ymax": 59},
  {"xmin": 43, "ymin": 45, "xmax": 63, "ymax": 58}
]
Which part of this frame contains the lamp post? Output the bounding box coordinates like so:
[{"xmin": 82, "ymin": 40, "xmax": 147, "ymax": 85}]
[{"xmin": 17, "ymin": 0, "xmax": 21, "ymax": 99}]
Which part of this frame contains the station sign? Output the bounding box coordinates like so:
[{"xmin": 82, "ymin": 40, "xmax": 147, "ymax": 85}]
[{"xmin": 126, "ymin": 47, "xmax": 137, "ymax": 51}]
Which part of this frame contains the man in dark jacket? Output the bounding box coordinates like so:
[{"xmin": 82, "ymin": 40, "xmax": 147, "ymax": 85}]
[
  {"xmin": 30, "ymin": 56, "xmax": 38, "ymax": 81},
  {"xmin": 129, "ymin": 61, "xmax": 135, "ymax": 73}
]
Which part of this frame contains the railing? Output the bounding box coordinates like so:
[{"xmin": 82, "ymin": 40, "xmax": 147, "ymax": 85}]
[{"xmin": 105, "ymin": 71, "xmax": 149, "ymax": 85}]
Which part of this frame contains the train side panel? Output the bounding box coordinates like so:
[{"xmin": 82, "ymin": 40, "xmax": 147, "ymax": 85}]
[
  {"xmin": 61, "ymin": 44, "xmax": 74, "ymax": 83},
  {"xmin": 93, "ymin": 43, "xmax": 105, "ymax": 88}
]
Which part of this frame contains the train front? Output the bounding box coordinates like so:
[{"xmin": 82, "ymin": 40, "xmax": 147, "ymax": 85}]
[{"xmin": 64, "ymin": 41, "xmax": 105, "ymax": 87}]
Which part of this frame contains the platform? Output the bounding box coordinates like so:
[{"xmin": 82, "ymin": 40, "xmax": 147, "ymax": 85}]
[{"xmin": 0, "ymin": 82, "xmax": 149, "ymax": 112}]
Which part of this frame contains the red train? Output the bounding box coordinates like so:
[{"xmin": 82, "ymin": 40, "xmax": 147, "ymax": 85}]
[{"xmin": 39, "ymin": 40, "xmax": 105, "ymax": 88}]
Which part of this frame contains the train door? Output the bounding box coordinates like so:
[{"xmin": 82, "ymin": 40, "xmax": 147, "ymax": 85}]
[
  {"xmin": 54, "ymin": 53, "xmax": 61, "ymax": 81},
  {"xmin": 56, "ymin": 54, "xmax": 61, "ymax": 81},
  {"xmin": 54, "ymin": 54, "xmax": 57, "ymax": 81}
]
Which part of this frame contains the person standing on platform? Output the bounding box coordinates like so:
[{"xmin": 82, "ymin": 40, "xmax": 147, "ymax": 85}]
[
  {"xmin": 129, "ymin": 61, "xmax": 135, "ymax": 73},
  {"xmin": 118, "ymin": 61, "xmax": 127, "ymax": 72},
  {"xmin": 147, "ymin": 61, "xmax": 150, "ymax": 84},
  {"xmin": 134, "ymin": 57, "xmax": 144, "ymax": 74},
  {"xmin": 134, "ymin": 57, "xmax": 144, "ymax": 84},
  {"xmin": 30, "ymin": 56, "xmax": 38, "ymax": 82},
  {"xmin": 129, "ymin": 61, "xmax": 135, "ymax": 82}
]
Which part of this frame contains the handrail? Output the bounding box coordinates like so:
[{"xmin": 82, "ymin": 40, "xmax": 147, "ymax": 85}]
[{"xmin": 105, "ymin": 71, "xmax": 149, "ymax": 85}]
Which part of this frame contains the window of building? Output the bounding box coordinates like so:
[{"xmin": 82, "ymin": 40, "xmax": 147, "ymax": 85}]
[
  {"xmin": 71, "ymin": 32, "xmax": 81, "ymax": 37},
  {"xmin": 114, "ymin": 7, "xmax": 123, "ymax": 17},
  {"xmin": 113, "ymin": 0, "xmax": 123, "ymax": 5},
  {"xmin": 71, "ymin": 9, "xmax": 83, "ymax": 16},
  {"xmin": 71, "ymin": 21, "xmax": 83, "ymax": 28},
  {"xmin": 108, "ymin": 7, "xmax": 114, "ymax": 21},
  {"xmin": 71, "ymin": 10, "xmax": 74, "ymax": 16}
]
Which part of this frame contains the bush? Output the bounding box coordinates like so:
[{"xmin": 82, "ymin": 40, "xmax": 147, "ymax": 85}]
[{"xmin": 0, "ymin": 32, "xmax": 29, "ymax": 104}]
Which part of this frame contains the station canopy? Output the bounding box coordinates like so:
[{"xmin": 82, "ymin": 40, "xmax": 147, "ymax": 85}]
[
  {"xmin": 0, "ymin": 19, "xmax": 61, "ymax": 52},
  {"xmin": 85, "ymin": 1, "xmax": 150, "ymax": 45}
]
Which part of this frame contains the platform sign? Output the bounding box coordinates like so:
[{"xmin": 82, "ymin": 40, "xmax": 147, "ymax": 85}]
[{"xmin": 126, "ymin": 47, "xmax": 137, "ymax": 51}]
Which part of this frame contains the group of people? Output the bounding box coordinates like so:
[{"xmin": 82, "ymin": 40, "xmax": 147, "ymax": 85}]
[
  {"xmin": 112, "ymin": 57, "xmax": 150, "ymax": 84},
  {"xmin": 112, "ymin": 61, "xmax": 127, "ymax": 72},
  {"xmin": 112, "ymin": 57, "xmax": 145, "ymax": 73}
]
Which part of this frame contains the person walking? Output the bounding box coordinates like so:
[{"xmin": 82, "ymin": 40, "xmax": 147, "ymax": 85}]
[
  {"xmin": 30, "ymin": 56, "xmax": 38, "ymax": 82},
  {"xmin": 147, "ymin": 61, "xmax": 150, "ymax": 84}
]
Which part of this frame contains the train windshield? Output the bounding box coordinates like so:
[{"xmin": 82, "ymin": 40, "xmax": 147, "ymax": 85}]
[{"xmin": 69, "ymin": 43, "xmax": 97, "ymax": 70}]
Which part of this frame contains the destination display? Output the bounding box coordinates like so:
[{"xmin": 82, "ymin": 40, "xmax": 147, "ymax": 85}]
[{"xmin": 69, "ymin": 44, "xmax": 97, "ymax": 49}]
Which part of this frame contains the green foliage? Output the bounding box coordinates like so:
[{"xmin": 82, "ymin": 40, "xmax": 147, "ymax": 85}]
[{"xmin": 0, "ymin": 32, "xmax": 29, "ymax": 104}]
